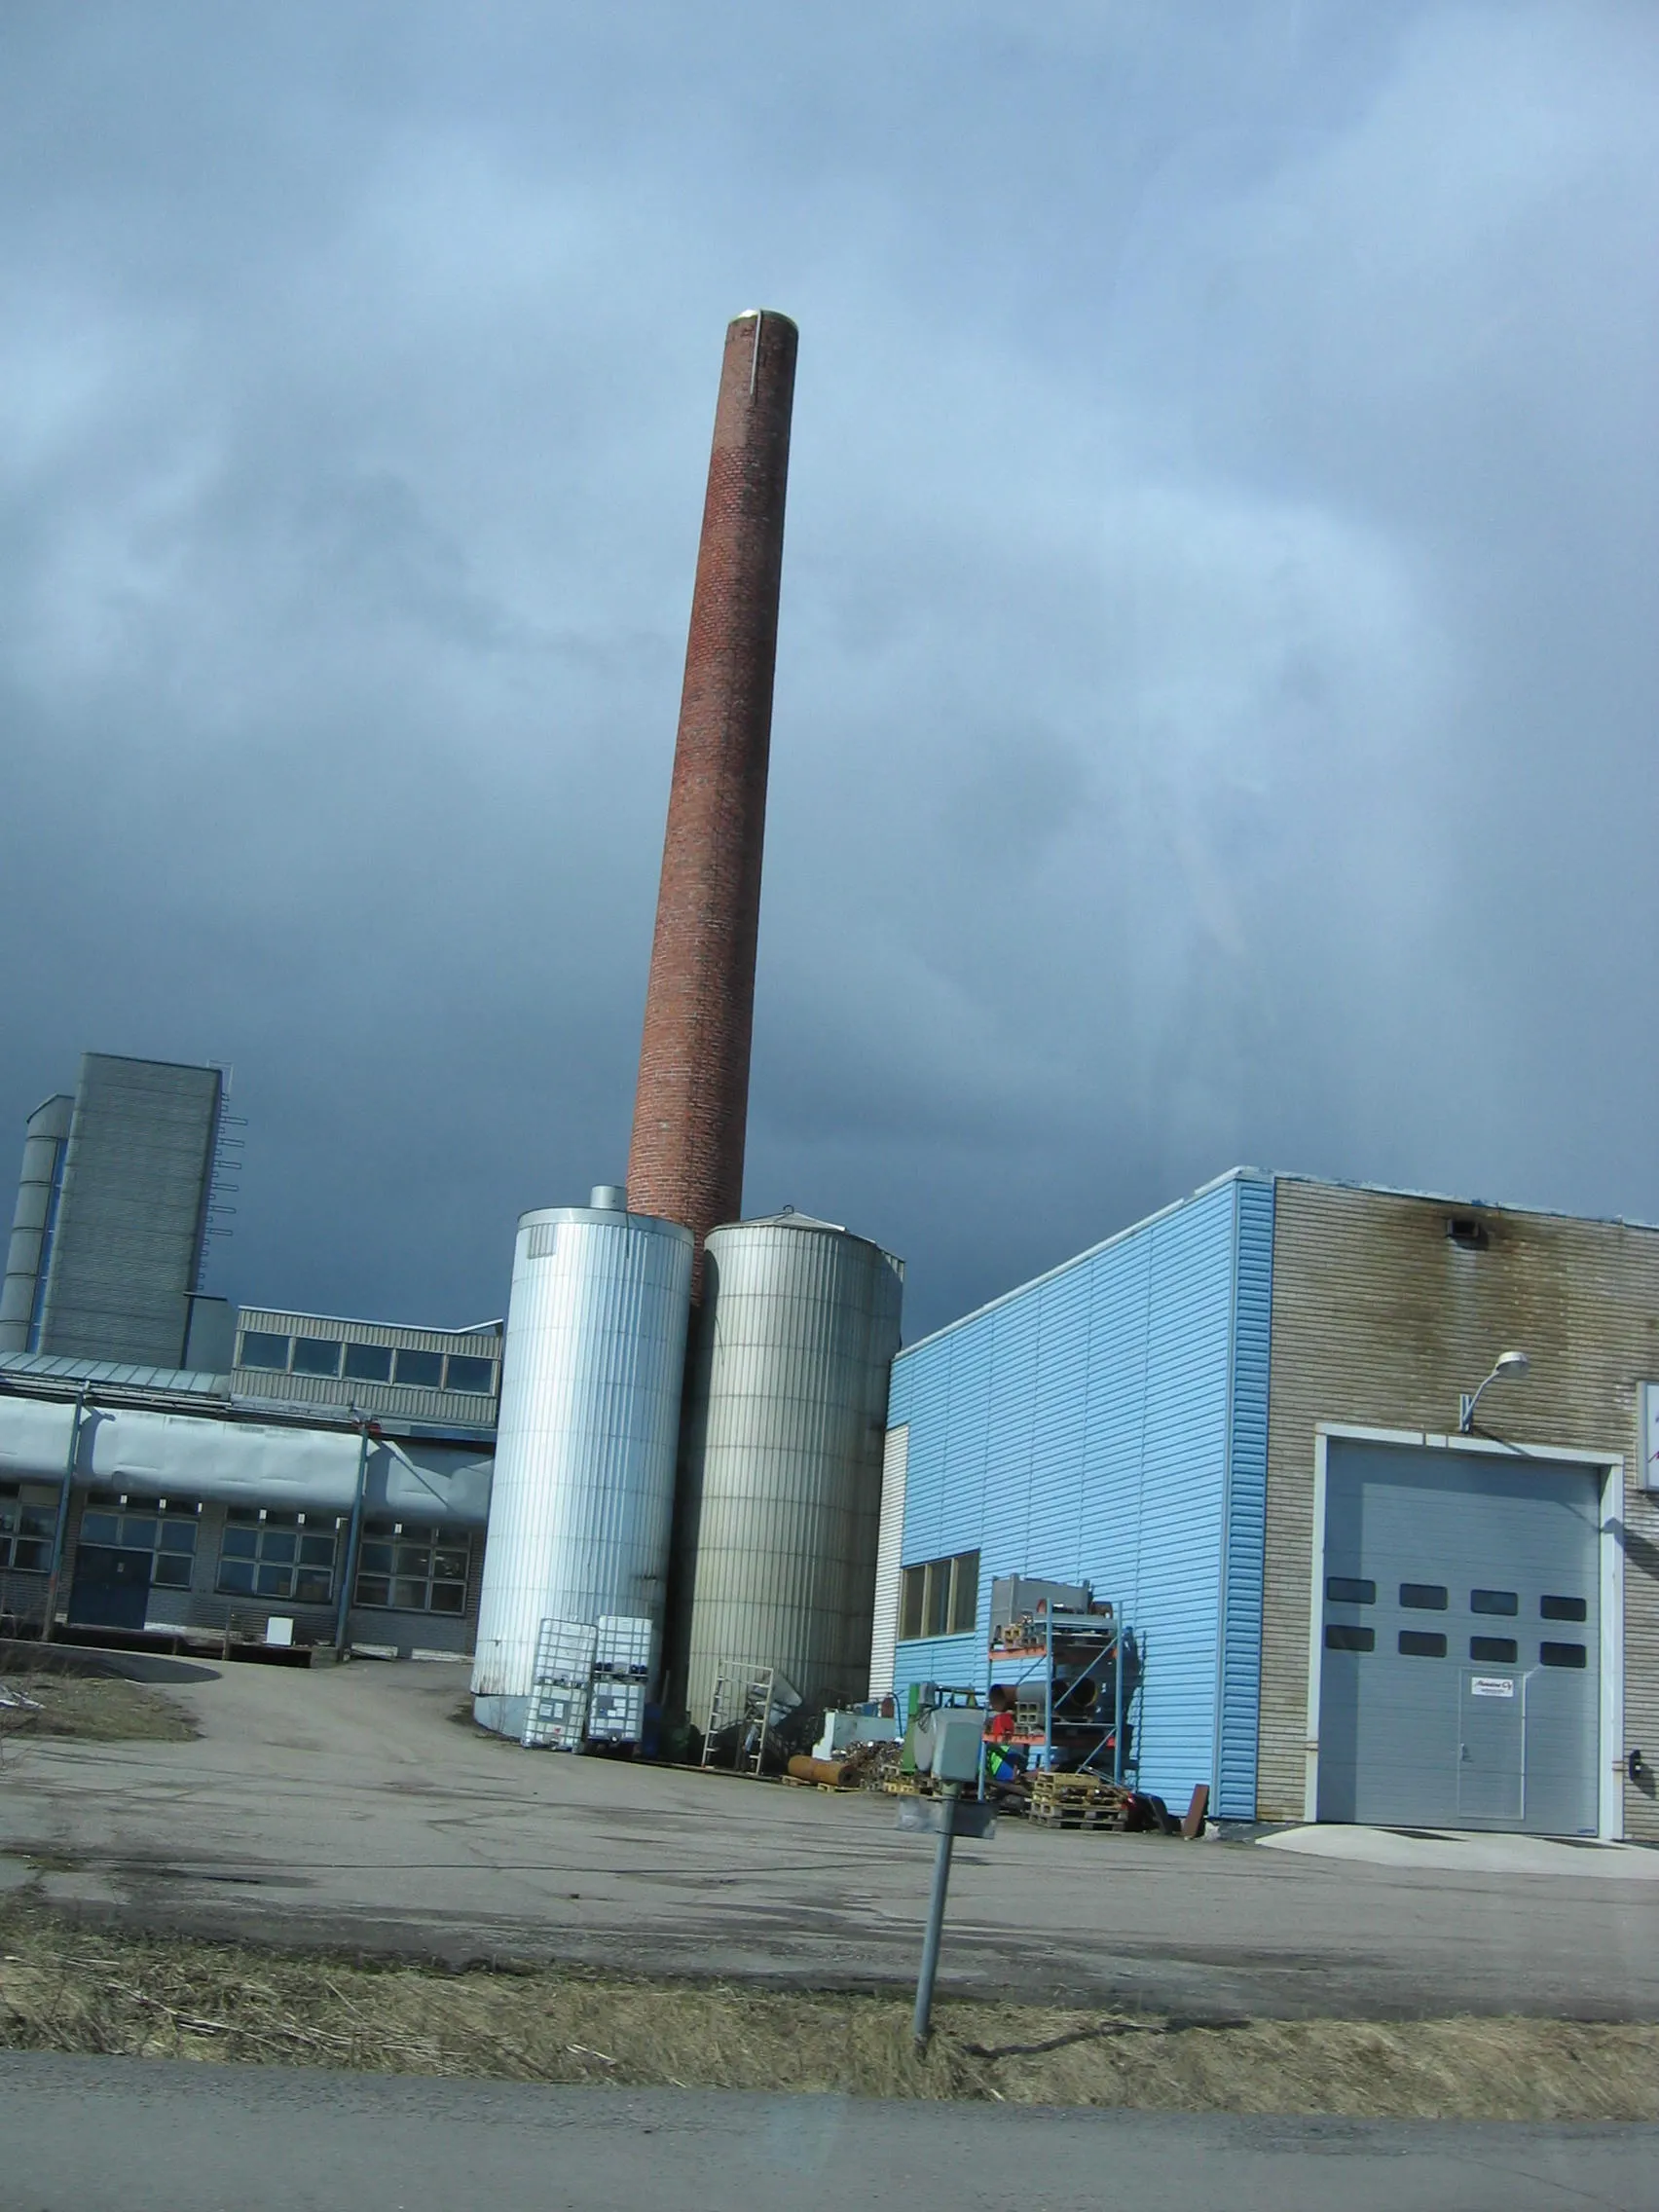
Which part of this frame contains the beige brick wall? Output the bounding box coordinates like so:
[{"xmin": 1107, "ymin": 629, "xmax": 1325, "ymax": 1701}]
[{"xmin": 1260, "ymin": 1178, "xmax": 1659, "ymax": 1839}]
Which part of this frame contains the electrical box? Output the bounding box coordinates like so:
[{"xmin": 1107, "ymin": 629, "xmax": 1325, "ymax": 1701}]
[{"xmin": 930, "ymin": 1710, "xmax": 985, "ymax": 1786}]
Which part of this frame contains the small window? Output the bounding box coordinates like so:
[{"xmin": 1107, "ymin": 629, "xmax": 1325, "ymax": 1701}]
[
  {"xmin": 898, "ymin": 1549, "xmax": 979, "ymax": 1641},
  {"xmin": 1470, "ymin": 1590, "xmax": 1518, "ymax": 1616},
  {"xmin": 240, "ymin": 1331, "xmax": 291, "ymax": 1372},
  {"xmin": 1470, "ymin": 1637, "xmax": 1518, "ymax": 1664},
  {"xmin": 1540, "ymin": 1641, "xmax": 1588, "ymax": 1669},
  {"xmin": 290, "ymin": 1337, "xmax": 343, "ymax": 1378},
  {"xmin": 1399, "ymin": 1630, "xmax": 1447, "ymax": 1658},
  {"xmin": 1326, "ymin": 1577, "xmax": 1376, "ymax": 1605},
  {"xmin": 393, "ymin": 1348, "xmax": 444, "ymax": 1389},
  {"xmin": 343, "ymin": 1343, "xmax": 393, "ymax": 1383},
  {"xmin": 1541, "ymin": 1595, "xmax": 1587, "ymax": 1623},
  {"xmin": 1400, "ymin": 1583, "xmax": 1448, "ymax": 1610},
  {"xmin": 1325, "ymin": 1624, "xmax": 1374, "ymax": 1652},
  {"xmin": 444, "ymin": 1354, "xmax": 496, "ymax": 1395},
  {"xmin": 900, "ymin": 1565, "xmax": 925, "ymax": 1641}
]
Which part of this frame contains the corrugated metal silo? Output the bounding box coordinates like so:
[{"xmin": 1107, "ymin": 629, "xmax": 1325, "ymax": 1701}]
[
  {"xmin": 0, "ymin": 1094, "xmax": 74, "ymax": 1353},
  {"xmin": 672, "ymin": 1211, "xmax": 903, "ymax": 1728},
  {"xmin": 471, "ymin": 1188, "xmax": 694, "ymax": 1739}
]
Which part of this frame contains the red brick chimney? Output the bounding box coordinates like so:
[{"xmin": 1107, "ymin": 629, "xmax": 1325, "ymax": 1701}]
[{"xmin": 626, "ymin": 311, "xmax": 798, "ymax": 1286}]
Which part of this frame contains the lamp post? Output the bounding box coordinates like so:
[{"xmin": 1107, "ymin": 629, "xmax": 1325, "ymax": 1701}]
[{"xmin": 1459, "ymin": 1349, "xmax": 1530, "ymax": 1434}]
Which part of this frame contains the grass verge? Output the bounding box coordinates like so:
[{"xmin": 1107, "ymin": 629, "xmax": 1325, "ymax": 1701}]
[
  {"xmin": 2, "ymin": 1906, "xmax": 1655, "ymax": 2117},
  {"xmin": 0, "ymin": 1669, "xmax": 196, "ymax": 1744}
]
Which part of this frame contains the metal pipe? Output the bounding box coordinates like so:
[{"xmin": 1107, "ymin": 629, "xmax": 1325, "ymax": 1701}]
[
  {"xmin": 334, "ymin": 1420, "xmax": 372, "ymax": 1654},
  {"xmin": 40, "ymin": 1387, "xmax": 85, "ymax": 1644},
  {"xmin": 911, "ymin": 1781, "xmax": 960, "ymax": 2049},
  {"xmin": 1113, "ymin": 1627, "xmax": 1124, "ymax": 1786}
]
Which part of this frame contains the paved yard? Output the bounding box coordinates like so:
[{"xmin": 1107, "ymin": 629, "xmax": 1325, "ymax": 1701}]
[{"xmin": 2, "ymin": 1653, "xmax": 1655, "ymax": 2019}]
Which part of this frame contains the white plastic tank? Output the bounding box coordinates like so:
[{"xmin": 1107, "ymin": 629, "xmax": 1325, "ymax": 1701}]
[
  {"xmin": 671, "ymin": 1210, "xmax": 903, "ymax": 1728},
  {"xmin": 471, "ymin": 1187, "xmax": 694, "ymax": 1739}
]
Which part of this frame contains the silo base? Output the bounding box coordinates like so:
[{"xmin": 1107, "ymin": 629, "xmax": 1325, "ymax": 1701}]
[{"xmin": 471, "ymin": 1692, "xmax": 531, "ymax": 1740}]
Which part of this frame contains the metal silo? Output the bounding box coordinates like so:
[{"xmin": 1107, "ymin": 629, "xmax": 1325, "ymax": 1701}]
[
  {"xmin": 672, "ymin": 1211, "xmax": 903, "ymax": 1729},
  {"xmin": 471, "ymin": 1187, "xmax": 693, "ymax": 1740},
  {"xmin": 0, "ymin": 1094, "xmax": 73, "ymax": 1354}
]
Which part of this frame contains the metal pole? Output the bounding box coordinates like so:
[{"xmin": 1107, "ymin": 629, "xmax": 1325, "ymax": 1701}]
[
  {"xmin": 40, "ymin": 1388, "xmax": 85, "ymax": 1645},
  {"xmin": 334, "ymin": 1421, "xmax": 372, "ymax": 1654},
  {"xmin": 1113, "ymin": 1620, "xmax": 1124, "ymax": 1786},
  {"xmin": 912, "ymin": 1781, "xmax": 960, "ymax": 2049}
]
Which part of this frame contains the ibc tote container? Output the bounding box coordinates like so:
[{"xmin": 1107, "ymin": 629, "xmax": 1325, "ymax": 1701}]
[
  {"xmin": 471, "ymin": 1187, "xmax": 693, "ymax": 1740},
  {"xmin": 672, "ymin": 1211, "xmax": 903, "ymax": 1728}
]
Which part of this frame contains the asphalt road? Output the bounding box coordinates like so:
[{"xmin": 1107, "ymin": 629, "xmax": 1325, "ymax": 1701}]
[
  {"xmin": 3, "ymin": 1654, "xmax": 1658, "ymax": 2019},
  {"xmin": 2, "ymin": 2055, "xmax": 1652, "ymax": 2212}
]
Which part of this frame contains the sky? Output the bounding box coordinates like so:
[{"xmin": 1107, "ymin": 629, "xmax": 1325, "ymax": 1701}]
[{"xmin": 2, "ymin": 2, "xmax": 1655, "ymax": 1341}]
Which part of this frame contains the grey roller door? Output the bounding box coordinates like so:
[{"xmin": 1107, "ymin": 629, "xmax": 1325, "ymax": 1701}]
[{"xmin": 1317, "ymin": 1440, "xmax": 1601, "ymax": 1834}]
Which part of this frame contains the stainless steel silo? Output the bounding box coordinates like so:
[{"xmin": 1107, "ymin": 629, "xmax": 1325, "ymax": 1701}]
[
  {"xmin": 471, "ymin": 1187, "xmax": 694, "ymax": 1739},
  {"xmin": 0, "ymin": 1094, "xmax": 73, "ymax": 1353},
  {"xmin": 672, "ymin": 1211, "xmax": 903, "ymax": 1728}
]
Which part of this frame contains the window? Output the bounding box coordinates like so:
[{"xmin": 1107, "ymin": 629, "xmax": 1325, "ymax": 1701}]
[
  {"xmin": 353, "ymin": 1521, "xmax": 472, "ymax": 1613},
  {"xmin": 1325, "ymin": 1624, "xmax": 1374, "ymax": 1652},
  {"xmin": 1470, "ymin": 1636, "xmax": 1518, "ymax": 1664},
  {"xmin": 78, "ymin": 1494, "xmax": 199, "ymax": 1587},
  {"xmin": 1471, "ymin": 1589, "xmax": 1518, "ymax": 1615},
  {"xmin": 240, "ymin": 1331, "xmax": 290, "ymax": 1372},
  {"xmin": 1399, "ymin": 1631, "xmax": 1447, "ymax": 1658},
  {"xmin": 897, "ymin": 1550, "xmax": 980, "ymax": 1641},
  {"xmin": 1326, "ymin": 1576, "xmax": 1376, "ymax": 1604},
  {"xmin": 0, "ymin": 1482, "xmax": 56, "ymax": 1572},
  {"xmin": 444, "ymin": 1354, "xmax": 495, "ymax": 1395},
  {"xmin": 1541, "ymin": 1595, "xmax": 1587, "ymax": 1623},
  {"xmin": 290, "ymin": 1336, "xmax": 343, "ymax": 1378},
  {"xmin": 343, "ymin": 1343, "xmax": 393, "ymax": 1383},
  {"xmin": 1400, "ymin": 1583, "xmax": 1448, "ymax": 1610},
  {"xmin": 218, "ymin": 1509, "xmax": 340, "ymax": 1604},
  {"xmin": 393, "ymin": 1348, "xmax": 444, "ymax": 1389},
  {"xmin": 1540, "ymin": 1641, "xmax": 1588, "ymax": 1669}
]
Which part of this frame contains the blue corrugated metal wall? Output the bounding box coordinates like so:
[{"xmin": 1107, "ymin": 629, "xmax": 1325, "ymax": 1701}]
[{"xmin": 888, "ymin": 1171, "xmax": 1272, "ymax": 1817}]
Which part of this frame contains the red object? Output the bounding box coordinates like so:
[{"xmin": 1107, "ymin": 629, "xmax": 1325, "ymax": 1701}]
[{"xmin": 627, "ymin": 312, "xmax": 798, "ymax": 1292}]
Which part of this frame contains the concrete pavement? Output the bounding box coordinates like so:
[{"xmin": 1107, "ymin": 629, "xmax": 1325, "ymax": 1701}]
[
  {"xmin": 2, "ymin": 2054, "xmax": 1652, "ymax": 2212},
  {"xmin": 3, "ymin": 1653, "xmax": 1658, "ymax": 2019}
]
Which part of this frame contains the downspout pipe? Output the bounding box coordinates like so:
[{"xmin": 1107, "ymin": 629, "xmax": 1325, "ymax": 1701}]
[
  {"xmin": 41, "ymin": 1387, "xmax": 85, "ymax": 1644},
  {"xmin": 334, "ymin": 1417, "xmax": 374, "ymax": 1655}
]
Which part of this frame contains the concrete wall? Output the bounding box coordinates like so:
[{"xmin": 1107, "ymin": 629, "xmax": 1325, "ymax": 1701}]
[{"xmin": 1260, "ymin": 1177, "xmax": 1659, "ymax": 1839}]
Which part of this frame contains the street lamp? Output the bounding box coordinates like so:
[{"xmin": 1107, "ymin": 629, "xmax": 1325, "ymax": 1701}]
[{"xmin": 1458, "ymin": 1349, "xmax": 1530, "ymax": 1434}]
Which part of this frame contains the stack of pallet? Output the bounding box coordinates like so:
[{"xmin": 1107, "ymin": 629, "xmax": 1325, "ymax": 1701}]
[{"xmin": 1026, "ymin": 1770, "xmax": 1130, "ymax": 1829}]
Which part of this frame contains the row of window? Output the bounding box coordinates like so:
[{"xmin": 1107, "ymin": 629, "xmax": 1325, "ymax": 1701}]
[
  {"xmin": 61, "ymin": 1494, "xmax": 473, "ymax": 1616},
  {"xmin": 899, "ymin": 1550, "xmax": 980, "ymax": 1641},
  {"xmin": 215, "ymin": 1511, "xmax": 472, "ymax": 1613},
  {"xmin": 238, "ymin": 1332, "xmax": 496, "ymax": 1396},
  {"xmin": 0, "ymin": 1482, "xmax": 55, "ymax": 1572},
  {"xmin": 1327, "ymin": 1577, "xmax": 1587, "ymax": 1622},
  {"xmin": 1325, "ymin": 1624, "xmax": 1587, "ymax": 1667}
]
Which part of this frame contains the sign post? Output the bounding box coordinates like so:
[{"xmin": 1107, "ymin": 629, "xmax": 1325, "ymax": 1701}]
[{"xmin": 900, "ymin": 1710, "xmax": 995, "ymax": 2049}]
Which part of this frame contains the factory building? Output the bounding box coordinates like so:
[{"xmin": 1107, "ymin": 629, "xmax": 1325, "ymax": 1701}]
[
  {"xmin": 872, "ymin": 1168, "xmax": 1659, "ymax": 1843},
  {"xmin": 0, "ymin": 1302, "xmax": 499, "ymax": 1656}
]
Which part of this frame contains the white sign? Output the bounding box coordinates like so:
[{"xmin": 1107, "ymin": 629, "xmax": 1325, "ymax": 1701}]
[
  {"xmin": 1643, "ymin": 1382, "xmax": 1659, "ymax": 1492},
  {"xmin": 1470, "ymin": 1677, "xmax": 1515, "ymax": 1699}
]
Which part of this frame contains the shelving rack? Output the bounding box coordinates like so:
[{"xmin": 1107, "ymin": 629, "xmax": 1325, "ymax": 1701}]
[{"xmin": 983, "ymin": 1604, "xmax": 1140, "ymax": 1784}]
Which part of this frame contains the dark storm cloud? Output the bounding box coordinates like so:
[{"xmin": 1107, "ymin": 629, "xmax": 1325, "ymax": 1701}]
[{"xmin": 1, "ymin": 2, "xmax": 1655, "ymax": 1337}]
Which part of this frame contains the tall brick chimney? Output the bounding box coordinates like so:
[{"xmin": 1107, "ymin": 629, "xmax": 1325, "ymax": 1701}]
[{"xmin": 626, "ymin": 311, "xmax": 798, "ymax": 1285}]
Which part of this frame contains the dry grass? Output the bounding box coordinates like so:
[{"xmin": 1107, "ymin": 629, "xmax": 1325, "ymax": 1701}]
[
  {"xmin": 1, "ymin": 1905, "xmax": 1655, "ymax": 2118},
  {"xmin": 0, "ymin": 1669, "xmax": 196, "ymax": 1744}
]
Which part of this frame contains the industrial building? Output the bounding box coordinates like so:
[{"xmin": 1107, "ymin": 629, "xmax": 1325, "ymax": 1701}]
[
  {"xmin": 871, "ymin": 1168, "xmax": 1659, "ymax": 1844},
  {"xmin": 8, "ymin": 310, "xmax": 1651, "ymax": 1850}
]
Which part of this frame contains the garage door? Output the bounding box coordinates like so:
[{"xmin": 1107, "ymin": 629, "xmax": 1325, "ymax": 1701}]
[{"xmin": 1316, "ymin": 1440, "xmax": 1602, "ymax": 1834}]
